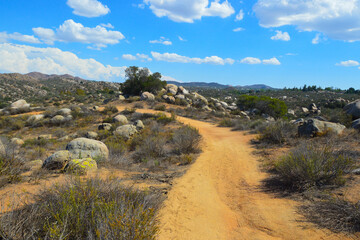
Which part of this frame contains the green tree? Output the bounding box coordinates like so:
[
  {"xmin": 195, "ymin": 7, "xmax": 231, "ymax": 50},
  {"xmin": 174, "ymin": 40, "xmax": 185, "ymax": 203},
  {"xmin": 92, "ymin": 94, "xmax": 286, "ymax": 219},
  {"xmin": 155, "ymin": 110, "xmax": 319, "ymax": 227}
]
[
  {"xmin": 237, "ymin": 95, "xmax": 288, "ymax": 118},
  {"xmin": 121, "ymin": 66, "xmax": 166, "ymax": 95}
]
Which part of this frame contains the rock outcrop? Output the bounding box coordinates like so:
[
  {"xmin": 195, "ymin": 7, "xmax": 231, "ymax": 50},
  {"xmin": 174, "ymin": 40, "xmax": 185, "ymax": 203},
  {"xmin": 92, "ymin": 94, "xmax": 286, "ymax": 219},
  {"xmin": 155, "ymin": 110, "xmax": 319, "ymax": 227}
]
[
  {"xmin": 344, "ymin": 99, "xmax": 360, "ymax": 119},
  {"xmin": 141, "ymin": 92, "xmax": 155, "ymax": 101},
  {"xmin": 66, "ymin": 138, "xmax": 109, "ymax": 161},
  {"xmin": 114, "ymin": 125, "xmax": 138, "ymax": 140},
  {"xmin": 113, "ymin": 114, "xmax": 128, "ymax": 125},
  {"xmin": 42, "ymin": 150, "xmax": 71, "ymax": 170},
  {"xmin": 298, "ymin": 118, "xmax": 346, "ymax": 137}
]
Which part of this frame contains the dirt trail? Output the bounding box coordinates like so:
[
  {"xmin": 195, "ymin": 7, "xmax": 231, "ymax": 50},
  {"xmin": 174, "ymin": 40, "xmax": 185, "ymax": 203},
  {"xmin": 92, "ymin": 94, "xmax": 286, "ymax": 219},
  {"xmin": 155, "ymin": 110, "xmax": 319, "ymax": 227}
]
[{"xmin": 129, "ymin": 109, "xmax": 353, "ymax": 240}]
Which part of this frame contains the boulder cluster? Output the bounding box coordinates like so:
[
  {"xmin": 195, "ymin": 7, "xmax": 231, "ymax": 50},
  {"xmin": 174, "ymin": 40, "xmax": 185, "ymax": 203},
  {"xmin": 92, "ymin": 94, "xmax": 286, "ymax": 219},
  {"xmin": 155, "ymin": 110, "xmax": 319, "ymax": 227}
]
[
  {"xmin": 27, "ymin": 107, "xmax": 73, "ymax": 126},
  {"xmin": 139, "ymin": 84, "xmax": 250, "ymax": 117}
]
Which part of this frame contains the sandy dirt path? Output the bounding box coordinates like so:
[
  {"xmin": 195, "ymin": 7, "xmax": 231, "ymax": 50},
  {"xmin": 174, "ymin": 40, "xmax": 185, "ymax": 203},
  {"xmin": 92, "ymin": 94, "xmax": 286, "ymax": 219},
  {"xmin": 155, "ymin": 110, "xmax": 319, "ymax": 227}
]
[{"xmin": 128, "ymin": 109, "xmax": 354, "ymax": 240}]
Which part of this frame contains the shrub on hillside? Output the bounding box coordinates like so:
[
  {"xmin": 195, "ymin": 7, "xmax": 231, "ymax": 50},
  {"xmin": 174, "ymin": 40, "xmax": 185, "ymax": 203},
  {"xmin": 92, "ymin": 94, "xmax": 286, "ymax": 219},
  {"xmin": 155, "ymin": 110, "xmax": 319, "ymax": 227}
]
[
  {"xmin": 0, "ymin": 178, "xmax": 161, "ymax": 240},
  {"xmin": 154, "ymin": 104, "xmax": 166, "ymax": 111},
  {"xmin": 133, "ymin": 135, "xmax": 168, "ymax": 163},
  {"xmin": 237, "ymin": 95, "xmax": 288, "ymax": 118},
  {"xmin": 301, "ymin": 197, "xmax": 360, "ymax": 233},
  {"xmin": 258, "ymin": 120, "xmax": 297, "ymax": 145},
  {"xmin": 274, "ymin": 143, "xmax": 354, "ymax": 191},
  {"xmin": 0, "ymin": 137, "xmax": 26, "ymax": 186},
  {"xmin": 102, "ymin": 105, "xmax": 118, "ymax": 115},
  {"xmin": 172, "ymin": 125, "xmax": 201, "ymax": 154}
]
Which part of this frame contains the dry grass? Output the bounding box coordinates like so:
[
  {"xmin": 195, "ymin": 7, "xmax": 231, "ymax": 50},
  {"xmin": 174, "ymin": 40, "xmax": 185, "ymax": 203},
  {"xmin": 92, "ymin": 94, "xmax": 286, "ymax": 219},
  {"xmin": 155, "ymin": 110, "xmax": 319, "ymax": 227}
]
[
  {"xmin": 0, "ymin": 177, "xmax": 162, "ymax": 240},
  {"xmin": 301, "ymin": 196, "xmax": 360, "ymax": 233}
]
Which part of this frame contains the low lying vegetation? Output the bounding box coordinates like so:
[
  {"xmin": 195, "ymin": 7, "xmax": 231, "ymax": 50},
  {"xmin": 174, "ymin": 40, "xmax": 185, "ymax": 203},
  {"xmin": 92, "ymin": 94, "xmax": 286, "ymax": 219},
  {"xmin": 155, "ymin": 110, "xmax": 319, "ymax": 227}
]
[
  {"xmin": 0, "ymin": 178, "xmax": 161, "ymax": 240},
  {"xmin": 274, "ymin": 143, "xmax": 354, "ymax": 191},
  {"xmin": 301, "ymin": 197, "xmax": 360, "ymax": 233}
]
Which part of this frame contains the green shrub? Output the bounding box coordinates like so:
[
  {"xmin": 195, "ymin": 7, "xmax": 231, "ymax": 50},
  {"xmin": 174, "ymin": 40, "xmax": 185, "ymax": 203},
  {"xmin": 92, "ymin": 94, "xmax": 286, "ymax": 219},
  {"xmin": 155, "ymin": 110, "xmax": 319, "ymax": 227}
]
[
  {"xmin": 122, "ymin": 107, "xmax": 136, "ymax": 114},
  {"xmin": 102, "ymin": 105, "xmax": 118, "ymax": 115},
  {"xmin": 154, "ymin": 104, "xmax": 166, "ymax": 111},
  {"xmin": 0, "ymin": 178, "xmax": 161, "ymax": 239},
  {"xmin": 156, "ymin": 113, "xmax": 175, "ymax": 125},
  {"xmin": 0, "ymin": 137, "xmax": 26, "ymax": 186},
  {"xmin": 104, "ymin": 136, "xmax": 127, "ymax": 156},
  {"xmin": 237, "ymin": 95, "xmax": 288, "ymax": 118},
  {"xmin": 258, "ymin": 120, "xmax": 297, "ymax": 145},
  {"xmin": 274, "ymin": 143, "xmax": 354, "ymax": 191},
  {"xmin": 175, "ymin": 98, "xmax": 188, "ymax": 106},
  {"xmin": 134, "ymin": 102, "xmax": 144, "ymax": 109},
  {"xmin": 134, "ymin": 135, "xmax": 168, "ymax": 163},
  {"xmin": 172, "ymin": 125, "xmax": 201, "ymax": 154},
  {"xmin": 218, "ymin": 118, "xmax": 235, "ymax": 128},
  {"xmin": 75, "ymin": 88, "xmax": 86, "ymax": 96}
]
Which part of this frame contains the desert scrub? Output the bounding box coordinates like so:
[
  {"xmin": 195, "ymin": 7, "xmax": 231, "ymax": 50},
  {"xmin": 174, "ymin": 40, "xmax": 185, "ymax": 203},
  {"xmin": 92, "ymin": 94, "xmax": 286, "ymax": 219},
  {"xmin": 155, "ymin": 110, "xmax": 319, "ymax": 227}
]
[
  {"xmin": 156, "ymin": 112, "xmax": 176, "ymax": 125},
  {"xmin": 104, "ymin": 136, "xmax": 127, "ymax": 156},
  {"xmin": 218, "ymin": 118, "xmax": 236, "ymax": 128},
  {"xmin": 257, "ymin": 120, "xmax": 297, "ymax": 145},
  {"xmin": 301, "ymin": 197, "xmax": 360, "ymax": 233},
  {"xmin": 274, "ymin": 143, "xmax": 354, "ymax": 191},
  {"xmin": 0, "ymin": 178, "xmax": 161, "ymax": 240},
  {"xmin": 133, "ymin": 134, "xmax": 169, "ymax": 163},
  {"xmin": 101, "ymin": 105, "xmax": 118, "ymax": 115},
  {"xmin": 172, "ymin": 125, "xmax": 201, "ymax": 154},
  {"xmin": 0, "ymin": 137, "xmax": 26, "ymax": 186},
  {"xmin": 133, "ymin": 102, "xmax": 144, "ymax": 109},
  {"xmin": 154, "ymin": 104, "xmax": 166, "ymax": 111}
]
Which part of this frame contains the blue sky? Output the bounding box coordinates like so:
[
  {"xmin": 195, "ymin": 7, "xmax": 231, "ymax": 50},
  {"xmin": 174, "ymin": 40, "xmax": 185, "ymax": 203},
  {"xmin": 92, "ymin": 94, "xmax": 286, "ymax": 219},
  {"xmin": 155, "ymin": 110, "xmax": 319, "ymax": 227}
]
[{"xmin": 1, "ymin": 0, "xmax": 360, "ymax": 89}]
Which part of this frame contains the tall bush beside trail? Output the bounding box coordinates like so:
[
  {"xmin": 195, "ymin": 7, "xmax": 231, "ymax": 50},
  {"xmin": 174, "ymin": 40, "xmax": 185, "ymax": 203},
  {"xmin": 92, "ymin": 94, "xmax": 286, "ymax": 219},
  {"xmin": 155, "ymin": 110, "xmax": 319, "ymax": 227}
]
[
  {"xmin": 237, "ymin": 95, "xmax": 288, "ymax": 118},
  {"xmin": 274, "ymin": 143, "xmax": 354, "ymax": 191},
  {"xmin": 258, "ymin": 120, "xmax": 297, "ymax": 145},
  {"xmin": 0, "ymin": 178, "xmax": 161, "ymax": 240},
  {"xmin": 172, "ymin": 125, "xmax": 202, "ymax": 154}
]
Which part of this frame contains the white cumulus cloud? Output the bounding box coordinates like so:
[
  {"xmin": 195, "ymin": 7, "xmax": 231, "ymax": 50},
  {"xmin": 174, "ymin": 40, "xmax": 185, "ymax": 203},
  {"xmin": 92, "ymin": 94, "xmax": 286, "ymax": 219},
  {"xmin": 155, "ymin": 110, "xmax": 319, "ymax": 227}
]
[
  {"xmin": 312, "ymin": 33, "xmax": 321, "ymax": 44},
  {"xmin": 0, "ymin": 32, "xmax": 40, "ymax": 44},
  {"xmin": 151, "ymin": 52, "xmax": 234, "ymax": 65},
  {"xmin": 0, "ymin": 43, "xmax": 126, "ymax": 80},
  {"xmin": 233, "ymin": 27, "xmax": 245, "ymax": 32},
  {"xmin": 33, "ymin": 19, "xmax": 125, "ymax": 49},
  {"xmin": 67, "ymin": 0, "xmax": 110, "ymax": 17},
  {"xmin": 144, "ymin": 0, "xmax": 235, "ymax": 23},
  {"xmin": 271, "ymin": 30, "xmax": 290, "ymax": 41},
  {"xmin": 235, "ymin": 9, "xmax": 244, "ymax": 21},
  {"xmin": 336, "ymin": 60, "xmax": 360, "ymax": 67},
  {"xmin": 263, "ymin": 57, "xmax": 281, "ymax": 65},
  {"xmin": 122, "ymin": 54, "xmax": 137, "ymax": 61},
  {"xmin": 149, "ymin": 37, "xmax": 172, "ymax": 45},
  {"xmin": 240, "ymin": 57, "xmax": 262, "ymax": 64},
  {"xmin": 122, "ymin": 53, "xmax": 152, "ymax": 62},
  {"xmin": 240, "ymin": 57, "xmax": 281, "ymax": 65},
  {"xmin": 254, "ymin": 0, "xmax": 360, "ymax": 42}
]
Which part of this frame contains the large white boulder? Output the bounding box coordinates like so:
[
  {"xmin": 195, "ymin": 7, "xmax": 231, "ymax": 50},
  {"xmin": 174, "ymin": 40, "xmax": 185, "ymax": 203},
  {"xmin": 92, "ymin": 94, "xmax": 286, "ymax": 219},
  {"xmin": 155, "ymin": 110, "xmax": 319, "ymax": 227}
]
[
  {"xmin": 114, "ymin": 125, "xmax": 138, "ymax": 140},
  {"xmin": 66, "ymin": 138, "xmax": 109, "ymax": 161},
  {"xmin": 344, "ymin": 99, "xmax": 360, "ymax": 119},
  {"xmin": 141, "ymin": 92, "xmax": 155, "ymax": 101}
]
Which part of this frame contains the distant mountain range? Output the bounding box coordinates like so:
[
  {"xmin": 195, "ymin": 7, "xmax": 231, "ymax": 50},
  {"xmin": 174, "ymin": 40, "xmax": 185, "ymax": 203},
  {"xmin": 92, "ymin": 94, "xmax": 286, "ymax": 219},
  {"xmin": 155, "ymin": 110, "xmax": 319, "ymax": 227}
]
[{"xmin": 166, "ymin": 81, "xmax": 274, "ymax": 90}]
